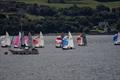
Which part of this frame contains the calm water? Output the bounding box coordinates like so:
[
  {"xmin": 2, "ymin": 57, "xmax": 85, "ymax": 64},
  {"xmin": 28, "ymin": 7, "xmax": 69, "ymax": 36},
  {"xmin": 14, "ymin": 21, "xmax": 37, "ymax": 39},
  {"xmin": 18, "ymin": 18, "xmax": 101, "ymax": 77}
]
[{"xmin": 0, "ymin": 35, "xmax": 120, "ymax": 80}]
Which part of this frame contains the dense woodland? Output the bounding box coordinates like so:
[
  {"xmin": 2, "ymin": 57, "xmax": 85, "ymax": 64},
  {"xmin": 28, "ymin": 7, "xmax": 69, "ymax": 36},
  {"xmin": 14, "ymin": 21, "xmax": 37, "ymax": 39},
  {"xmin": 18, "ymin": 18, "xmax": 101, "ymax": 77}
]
[
  {"xmin": 0, "ymin": 1, "xmax": 120, "ymax": 35},
  {"xmin": 95, "ymin": 0, "xmax": 120, "ymax": 2}
]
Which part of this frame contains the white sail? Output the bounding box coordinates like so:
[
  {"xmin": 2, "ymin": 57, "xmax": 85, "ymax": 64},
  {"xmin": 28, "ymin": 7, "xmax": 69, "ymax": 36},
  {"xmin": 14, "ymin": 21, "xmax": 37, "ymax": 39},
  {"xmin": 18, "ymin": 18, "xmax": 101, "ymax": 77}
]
[
  {"xmin": 32, "ymin": 35, "xmax": 41, "ymax": 48},
  {"xmin": 40, "ymin": 31, "xmax": 44, "ymax": 47},
  {"xmin": 68, "ymin": 32, "xmax": 74, "ymax": 48},
  {"xmin": 55, "ymin": 36, "xmax": 62, "ymax": 48},
  {"xmin": 115, "ymin": 32, "xmax": 120, "ymax": 44},
  {"xmin": 5, "ymin": 32, "xmax": 11, "ymax": 46},
  {"xmin": 0, "ymin": 32, "xmax": 11, "ymax": 47},
  {"xmin": 0, "ymin": 35, "xmax": 6, "ymax": 47}
]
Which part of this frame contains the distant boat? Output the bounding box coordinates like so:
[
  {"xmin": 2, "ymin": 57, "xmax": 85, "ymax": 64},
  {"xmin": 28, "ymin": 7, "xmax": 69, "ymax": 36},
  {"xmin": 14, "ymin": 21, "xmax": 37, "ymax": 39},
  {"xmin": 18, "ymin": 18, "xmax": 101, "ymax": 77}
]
[
  {"xmin": 68, "ymin": 32, "xmax": 74, "ymax": 49},
  {"xmin": 0, "ymin": 32, "xmax": 11, "ymax": 47},
  {"xmin": 12, "ymin": 32, "xmax": 21, "ymax": 48},
  {"xmin": 77, "ymin": 33, "xmax": 87, "ymax": 46},
  {"xmin": 9, "ymin": 32, "xmax": 39, "ymax": 55},
  {"xmin": 62, "ymin": 36, "xmax": 69, "ymax": 50},
  {"xmin": 62, "ymin": 32, "xmax": 74, "ymax": 50},
  {"xmin": 55, "ymin": 35, "xmax": 62, "ymax": 48},
  {"xmin": 24, "ymin": 36, "xmax": 29, "ymax": 48},
  {"xmin": 32, "ymin": 35, "xmax": 40, "ymax": 48},
  {"xmin": 40, "ymin": 32, "xmax": 44, "ymax": 48},
  {"xmin": 33, "ymin": 32, "xmax": 44, "ymax": 48},
  {"xmin": 113, "ymin": 32, "xmax": 120, "ymax": 45}
]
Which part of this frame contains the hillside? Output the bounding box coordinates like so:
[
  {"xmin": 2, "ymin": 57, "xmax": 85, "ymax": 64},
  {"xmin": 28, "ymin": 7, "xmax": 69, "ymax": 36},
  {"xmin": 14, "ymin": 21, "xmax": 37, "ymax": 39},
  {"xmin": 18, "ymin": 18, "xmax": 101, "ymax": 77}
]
[
  {"xmin": 15, "ymin": 0, "xmax": 120, "ymax": 8},
  {"xmin": 0, "ymin": 0, "xmax": 120, "ymax": 34}
]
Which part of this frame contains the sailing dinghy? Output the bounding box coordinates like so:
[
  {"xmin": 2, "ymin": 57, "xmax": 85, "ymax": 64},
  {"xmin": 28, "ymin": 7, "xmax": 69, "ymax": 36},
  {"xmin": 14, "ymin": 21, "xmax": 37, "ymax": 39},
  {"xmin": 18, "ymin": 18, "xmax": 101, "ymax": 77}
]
[
  {"xmin": 33, "ymin": 32, "xmax": 44, "ymax": 48},
  {"xmin": 0, "ymin": 32, "xmax": 11, "ymax": 47},
  {"xmin": 55, "ymin": 35, "xmax": 62, "ymax": 48},
  {"xmin": 62, "ymin": 36, "xmax": 69, "ymax": 50},
  {"xmin": 12, "ymin": 32, "xmax": 21, "ymax": 48},
  {"xmin": 77, "ymin": 33, "xmax": 87, "ymax": 46},
  {"xmin": 62, "ymin": 32, "xmax": 74, "ymax": 50},
  {"xmin": 113, "ymin": 32, "xmax": 120, "ymax": 45}
]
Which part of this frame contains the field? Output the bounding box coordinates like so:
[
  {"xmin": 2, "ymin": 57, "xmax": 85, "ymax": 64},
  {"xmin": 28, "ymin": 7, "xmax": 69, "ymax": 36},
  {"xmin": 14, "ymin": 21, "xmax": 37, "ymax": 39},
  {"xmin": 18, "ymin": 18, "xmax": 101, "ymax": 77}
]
[
  {"xmin": 16, "ymin": 0, "xmax": 120, "ymax": 8},
  {"xmin": 0, "ymin": 35, "xmax": 120, "ymax": 80}
]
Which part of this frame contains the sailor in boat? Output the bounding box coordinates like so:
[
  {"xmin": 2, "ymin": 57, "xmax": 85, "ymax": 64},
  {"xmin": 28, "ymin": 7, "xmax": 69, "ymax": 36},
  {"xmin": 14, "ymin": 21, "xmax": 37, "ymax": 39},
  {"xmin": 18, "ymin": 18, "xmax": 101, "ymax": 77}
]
[
  {"xmin": 0, "ymin": 35, "xmax": 7, "ymax": 47},
  {"xmin": 77, "ymin": 32, "xmax": 87, "ymax": 46},
  {"xmin": 55, "ymin": 35, "xmax": 62, "ymax": 48},
  {"xmin": 113, "ymin": 32, "xmax": 120, "ymax": 45}
]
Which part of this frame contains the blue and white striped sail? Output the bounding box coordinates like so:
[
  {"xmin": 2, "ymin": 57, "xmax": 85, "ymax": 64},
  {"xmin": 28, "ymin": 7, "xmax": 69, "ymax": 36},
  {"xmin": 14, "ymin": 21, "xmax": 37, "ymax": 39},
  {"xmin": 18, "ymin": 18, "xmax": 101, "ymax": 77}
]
[{"xmin": 113, "ymin": 32, "xmax": 120, "ymax": 45}]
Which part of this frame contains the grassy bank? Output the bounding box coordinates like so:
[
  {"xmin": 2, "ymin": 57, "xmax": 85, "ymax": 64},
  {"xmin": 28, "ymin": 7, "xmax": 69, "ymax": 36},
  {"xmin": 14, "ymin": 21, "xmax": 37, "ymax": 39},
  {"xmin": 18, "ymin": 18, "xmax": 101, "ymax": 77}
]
[{"xmin": 16, "ymin": 0, "xmax": 120, "ymax": 8}]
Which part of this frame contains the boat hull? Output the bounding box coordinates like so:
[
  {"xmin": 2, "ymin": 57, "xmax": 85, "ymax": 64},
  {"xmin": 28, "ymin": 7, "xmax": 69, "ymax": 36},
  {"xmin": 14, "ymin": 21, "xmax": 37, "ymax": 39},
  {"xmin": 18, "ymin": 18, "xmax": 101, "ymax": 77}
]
[
  {"xmin": 114, "ymin": 42, "xmax": 120, "ymax": 45},
  {"xmin": 9, "ymin": 48, "xmax": 39, "ymax": 55}
]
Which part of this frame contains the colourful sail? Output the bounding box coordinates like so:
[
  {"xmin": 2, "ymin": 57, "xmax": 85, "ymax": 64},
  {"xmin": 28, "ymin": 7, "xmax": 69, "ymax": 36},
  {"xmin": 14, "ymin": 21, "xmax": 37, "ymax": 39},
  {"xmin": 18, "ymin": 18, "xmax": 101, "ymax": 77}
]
[
  {"xmin": 24, "ymin": 36, "xmax": 29, "ymax": 47},
  {"xmin": 12, "ymin": 32, "xmax": 22, "ymax": 48},
  {"xmin": 55, "ymin": 36, "xmax": 62, "ymax": 48},
  {"xmin": 33, "ymin": 35, "xmax": 41, "ymax": 48},
  {"xmin": 62, "ymin": 36, "xmax": 69, "ymax": 49},
  {"xmin": 32, "ymin": 32, "xmax": 44, "ymax": 48}
]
